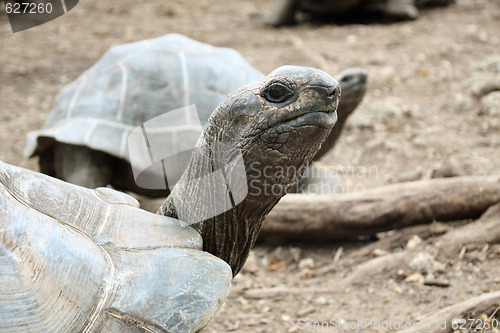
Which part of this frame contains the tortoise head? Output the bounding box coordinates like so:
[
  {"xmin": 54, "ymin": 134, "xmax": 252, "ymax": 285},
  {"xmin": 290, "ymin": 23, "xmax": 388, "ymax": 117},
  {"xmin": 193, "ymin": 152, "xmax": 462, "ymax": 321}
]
[
  {"xmin": 160, "ymin": 66, "xmax": 341, "ymax": 276},
  {"xmin": 311, "ymin": 67, "xmax": 368, "ymax": 160},
  {"xmin": 204, "ymin": 65, "xmax": 341, "ymax": 197},
  {"xmin": 337, "ymin": 67, "xmax": 367, "ymax": 113}
]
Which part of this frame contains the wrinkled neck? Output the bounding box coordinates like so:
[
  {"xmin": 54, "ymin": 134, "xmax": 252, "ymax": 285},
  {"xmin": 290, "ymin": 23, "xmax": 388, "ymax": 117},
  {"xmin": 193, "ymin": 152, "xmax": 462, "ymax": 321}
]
[{"xmin": 157, "ymin": 139, "xmax": 281, "ymax": 276}]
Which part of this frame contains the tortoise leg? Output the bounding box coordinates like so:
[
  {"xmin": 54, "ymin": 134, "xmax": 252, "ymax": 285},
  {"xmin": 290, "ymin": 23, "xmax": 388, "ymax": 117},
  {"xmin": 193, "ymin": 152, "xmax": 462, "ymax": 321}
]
[
  {"xmin": 39, "ymin": 149, "xmax": 56, "ymax": 177},
  {"xmin": 384, "ymin": 0, "xmax": 419, "ymax": 20},
  {"xmin": 265, "ymin": 0, "xmax": 299, "ymax": 26},
  {"xmin": 53, "ymin": 143, "xmax": 113, "ymax": 189},
  {"xmin": 113, "ymin": 159, "xmax": 170, "ymax": 198}
]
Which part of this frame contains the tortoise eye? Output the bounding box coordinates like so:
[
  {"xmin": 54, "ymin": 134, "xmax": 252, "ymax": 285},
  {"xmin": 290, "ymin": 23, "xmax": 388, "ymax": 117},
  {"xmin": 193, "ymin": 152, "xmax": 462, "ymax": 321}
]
[
  {"xmin": 262, "ymin": 83, "xmax": 293, "ymax": 103},
  {"xmin": 340, "ymin": 74, "xmax": 353, "ymax": 83}
]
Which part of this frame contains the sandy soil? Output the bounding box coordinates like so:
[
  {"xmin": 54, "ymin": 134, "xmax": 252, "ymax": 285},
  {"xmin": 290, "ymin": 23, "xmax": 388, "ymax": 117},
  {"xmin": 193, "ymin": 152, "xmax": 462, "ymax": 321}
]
[{"xmin": 1, "ymin": 0, "xmax": 500, "ymax": 332}]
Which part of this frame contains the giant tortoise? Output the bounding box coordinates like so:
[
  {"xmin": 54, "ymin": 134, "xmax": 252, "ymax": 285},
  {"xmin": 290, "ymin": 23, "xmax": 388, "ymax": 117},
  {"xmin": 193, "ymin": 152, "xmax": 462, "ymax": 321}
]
[
  {"xmin": 265, "ymin": 0, "xmax": 455, "ymax": 26},
  {"xmin": 2, "ymin": 65, "xmax": 340, "ymax": 332},
  {"xmin": 24, "ymin": 34, "xmax": 365, "ymax": 197},
  {"xmin": 24, "ymin": 33, "xmax": 263, "ymax": 197}
]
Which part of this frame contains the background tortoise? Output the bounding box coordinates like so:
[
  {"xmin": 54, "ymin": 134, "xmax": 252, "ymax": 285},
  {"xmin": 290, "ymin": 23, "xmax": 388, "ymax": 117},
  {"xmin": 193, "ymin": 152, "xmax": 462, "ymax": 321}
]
[
  {"xmin": 3, "ymin": 65, "xmax": 340, "ymax": 332},
  {"xmin": 24, "ymin": 33, "xmax": 263, "ymax": 197},
  {"xmin": 24, "ymin": 34, "xmax": 365, "ymax": 198},
  {"xmin": 291, "ymin": 67, "xmax": 367, "ymax": 194},
  {"xmin": 265, "ymin": 0, "xmax": 455, "ymax": 26}
]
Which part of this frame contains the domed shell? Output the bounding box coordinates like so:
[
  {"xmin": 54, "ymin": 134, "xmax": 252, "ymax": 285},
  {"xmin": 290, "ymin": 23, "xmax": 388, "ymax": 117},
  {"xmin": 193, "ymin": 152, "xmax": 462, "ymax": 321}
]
[
  {"xmin": 0, "ymin": 160, "xmax": 232, "ymax": 332},
  {"xmin": 24, "ymin": 33, "xmax": 264, "ymax": 163}
]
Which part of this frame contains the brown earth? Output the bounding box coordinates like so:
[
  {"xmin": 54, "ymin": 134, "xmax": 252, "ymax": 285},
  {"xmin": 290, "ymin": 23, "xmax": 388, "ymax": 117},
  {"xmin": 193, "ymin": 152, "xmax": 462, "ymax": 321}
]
[{"xmin": 1, "ymin": 0, "xmax": 500, "ymax": 332}]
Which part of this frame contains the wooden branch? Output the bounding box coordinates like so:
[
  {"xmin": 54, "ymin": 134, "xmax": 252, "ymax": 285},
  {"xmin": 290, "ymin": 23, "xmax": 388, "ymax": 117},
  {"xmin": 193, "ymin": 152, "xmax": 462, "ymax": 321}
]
[
  {"xmin": 400, "ymin": 291, "xmax": 500, "ymax": 333},
  {"xmin": 232, "ymin": 287, "xmax": 337, "ymax": 300},
  {"xmin": 259, "ymin": 176, "xmax": 500, "ymax": 241},
  {"xmin": 138, "ymin": 176, "xmax": 500, "ymax": 242},
  {"xmin": 436, "ymin": 201, "xmax": 500, "ymax": 257},
  {"xmin": 342, "ymin": 202, "xmax": 500, "ymax": 285},
  {"xmin": 345, "ymin": 222, "xmax": 451, "ymax": 262}
]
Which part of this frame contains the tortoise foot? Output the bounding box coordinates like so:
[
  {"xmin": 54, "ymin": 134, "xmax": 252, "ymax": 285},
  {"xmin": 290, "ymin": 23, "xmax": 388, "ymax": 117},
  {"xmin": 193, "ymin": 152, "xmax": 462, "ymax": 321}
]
[
  {"xmin": 384, "ymin": 0, "xmax": 419, "ymax": 20},
  {"xmin": 265, "ymin": 0, "xmax": 298, "ymax": 26}
]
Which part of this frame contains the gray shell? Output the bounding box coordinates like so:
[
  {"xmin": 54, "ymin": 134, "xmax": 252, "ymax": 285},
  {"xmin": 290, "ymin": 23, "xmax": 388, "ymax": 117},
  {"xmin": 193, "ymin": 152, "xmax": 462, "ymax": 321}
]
[
  {"xmin": 24, "ymin": 33, "xmax": 264, "ymax": 163},
  {"xmin": 0, "ymin": 160, "xmax": 232, "ymax": 332}
]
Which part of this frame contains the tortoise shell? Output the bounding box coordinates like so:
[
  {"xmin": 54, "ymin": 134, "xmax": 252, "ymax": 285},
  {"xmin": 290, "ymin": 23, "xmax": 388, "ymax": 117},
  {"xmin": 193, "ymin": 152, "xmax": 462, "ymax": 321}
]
[
  {"xmin": 0, "ymin": 160, "xmax": 231, "ymax": 332},
  {"xmin": 24, "ymin": 33, "xmax": 264, "ymax": 167}
]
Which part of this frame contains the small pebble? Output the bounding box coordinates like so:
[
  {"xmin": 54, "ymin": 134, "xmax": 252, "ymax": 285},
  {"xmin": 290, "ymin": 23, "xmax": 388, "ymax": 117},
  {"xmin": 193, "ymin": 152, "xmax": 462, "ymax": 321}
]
[
  {"xmin": 406, "ymin": 235, "xmax": 423, "ymax": 249},
  {"xmin": 405, "ymin": 272, "xmax": 425, "ymax": 285},
  {"xmin": 409, "ymin": 252, "xmax": 445, "ymax": 274},
  {"xmin": 394, "ymin": 286, "xmax": 404, "ymax": 294},
  {"xmin": 315, "ymin": 296, "xmax": 327, "ymax": 305},
  {"xmin": 281, "ymin": 314, "xmax": 291, "ymax": 321},
  {"xmin": 298, "ymin": 258, "xmax": 315, "ymax": 269},
  {"xmin": 372, "ymin": 248, "xmax": 388, "ymax": 257}
]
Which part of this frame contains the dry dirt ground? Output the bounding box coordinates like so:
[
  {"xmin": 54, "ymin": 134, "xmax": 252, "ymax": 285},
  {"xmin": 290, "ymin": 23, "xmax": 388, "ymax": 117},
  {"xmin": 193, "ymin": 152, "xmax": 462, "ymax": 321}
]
[{"xmin": 1, "ymin": 0, "xmax": 500, "ymax": 332}]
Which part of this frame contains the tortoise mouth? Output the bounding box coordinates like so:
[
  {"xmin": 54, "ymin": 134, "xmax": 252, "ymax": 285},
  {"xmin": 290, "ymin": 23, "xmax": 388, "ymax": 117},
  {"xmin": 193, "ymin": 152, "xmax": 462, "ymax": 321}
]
[{"xmin": 279, "ymin": 110, "xmax": 338, "ymax": 129}]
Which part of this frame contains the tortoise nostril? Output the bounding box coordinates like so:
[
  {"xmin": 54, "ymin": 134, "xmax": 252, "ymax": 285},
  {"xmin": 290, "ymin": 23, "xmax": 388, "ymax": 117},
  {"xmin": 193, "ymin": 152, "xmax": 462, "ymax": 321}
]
[{"xmin": 328, "ymin": 86, "xmax": 340, "ymax": 100}]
